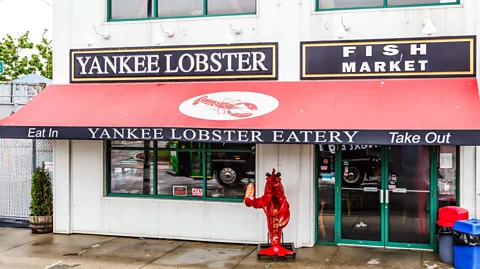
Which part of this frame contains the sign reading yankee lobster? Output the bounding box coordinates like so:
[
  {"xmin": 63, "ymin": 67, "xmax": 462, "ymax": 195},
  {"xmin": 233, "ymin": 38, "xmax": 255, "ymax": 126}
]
[
  {"xmin": 70, "ymin": 43, "xmax": 277, "ymax": 83},
  {"xmin": 300, "ymin": 36, "xmax": 476, "ymax": 79}
]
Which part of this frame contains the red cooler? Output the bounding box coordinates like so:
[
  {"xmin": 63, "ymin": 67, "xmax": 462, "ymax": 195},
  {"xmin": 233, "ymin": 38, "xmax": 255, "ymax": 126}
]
[{"xmin": 437, "ymin": 206, "xmax": 469, "ymax": 264}]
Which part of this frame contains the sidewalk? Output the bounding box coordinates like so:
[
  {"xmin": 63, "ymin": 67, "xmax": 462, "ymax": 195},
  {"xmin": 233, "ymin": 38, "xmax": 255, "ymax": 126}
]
[{"xmin": 0, "ymin": 227, "xmax": 452, "ymax": 269}]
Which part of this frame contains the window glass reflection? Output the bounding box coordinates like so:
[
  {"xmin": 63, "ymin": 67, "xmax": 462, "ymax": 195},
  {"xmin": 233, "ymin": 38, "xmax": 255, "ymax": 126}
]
[
  {"xmin": 208, "ymin": 143, "xmax": 255, "ymax": 151},
  {"xmin": 206, "ymin": 150, "xmax": 256, "ymax": 199},
  {"xmin": 110, "ymin": 0, "xmax": 153, "ymax": 19},
  {"xmin": 157, "ymin": 150, "xmax": 203, "ymax": 197},
  {"xmin": 387, "ymin": 0, "xmax": 455, "ymax": 6},
  {"xmin": 317, "ymin": 145, "xmax": 335, "ymax": 242},
  {"xmin": 387, "ymin": 146, "xmax": 430, "ymax": 245},
  {"xmin": 340, "ymin": 145, "xmax": 382, "ymax": 242},
  {"xmin": 111, "ymin": 141, "xmax": 154, "ymax": 148},
  {"xmin": 110, "ymin": 150, "xmax": 154, "ymax": 194},
  {"xmin": 317, "ymin": 0, "xmax": 452, "ymax": 9},
  {"xmin": 158, "ymin": 0, "xmax": 203, "ymax": 17},
  {"xmin": 108, "ymin": 141, "xmax": 256, "ymax": 200},
  {"xmin": 437, "ymin": 146, "xmax": 457, "ymax": 208},
  {"xmin": 207, "ymin": 0, "xmax": 255, "ymax": 15},
  {"xmin": 318, "ymin": 0, "xmax": 383, "ymax": 9}
]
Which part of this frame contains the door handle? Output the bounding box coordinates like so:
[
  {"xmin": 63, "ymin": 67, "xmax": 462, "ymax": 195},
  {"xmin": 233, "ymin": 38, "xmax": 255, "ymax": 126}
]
[
  {"xmin": 385, "ymin": 190, "xmax": 389, "ymax": 204},
  {"xmin": 380, "ymin": 190, "xmax": 384, "ymax": 203}
]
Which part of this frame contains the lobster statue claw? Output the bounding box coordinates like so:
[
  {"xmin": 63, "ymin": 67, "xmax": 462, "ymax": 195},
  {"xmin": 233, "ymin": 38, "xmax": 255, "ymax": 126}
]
[{"xmin": 244, "ymin": 168, "xmax": 294, "ymax": 257}]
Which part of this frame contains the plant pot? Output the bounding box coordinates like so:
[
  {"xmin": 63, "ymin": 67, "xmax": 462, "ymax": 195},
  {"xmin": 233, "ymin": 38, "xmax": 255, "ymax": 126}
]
[{"xmin": 29, "ymin": 215, "xmax": 53, "ymax": 234}]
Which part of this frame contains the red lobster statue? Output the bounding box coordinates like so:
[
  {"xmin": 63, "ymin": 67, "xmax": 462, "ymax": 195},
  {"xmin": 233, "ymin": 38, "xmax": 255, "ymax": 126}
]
[{"xmin": 244, "ymin": 168, "xmax": 294, "ymax": 257}]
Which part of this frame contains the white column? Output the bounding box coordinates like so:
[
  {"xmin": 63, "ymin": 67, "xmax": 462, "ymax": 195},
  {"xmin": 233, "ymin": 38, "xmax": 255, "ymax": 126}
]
[
  {"xmin": 52, "ymin": 0, "xmax": 73, "ymax": 84},
  {"xmin": 298, "ymin": 144, "xmax": 315, "ymax": 247},
  {"xmin": 459, "ymin": 146, "xmax": 477, "ymax": 218},
  {"xmin": 476, "ymin": 0, "xmax": 480, "ymax": 97},
  {"xmin": 278, "ymin": 144, "xmax": 301, "ymax": 247},
  {"xmin": 53, "ymin": 140, "xmax": 72, "ymax": 233},
  {"xmin": 276, "ymin": 0, "xmax": 302, "ymax": 81},
  {"xmin": 476, "ymin": 146, "xmax": 480, "ymax": 219}
]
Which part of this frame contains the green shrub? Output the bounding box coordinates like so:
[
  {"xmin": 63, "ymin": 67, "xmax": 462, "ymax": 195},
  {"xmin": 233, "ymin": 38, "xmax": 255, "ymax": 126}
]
[{"xmin": 30, "ymin": 162, "xmax": 53, "ymax": 216}]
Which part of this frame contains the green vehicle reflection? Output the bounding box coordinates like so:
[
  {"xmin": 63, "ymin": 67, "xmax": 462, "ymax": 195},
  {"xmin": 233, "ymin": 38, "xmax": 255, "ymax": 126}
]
[{"xmin": 136, "ymin": 141, "xmax": 256, "ymax": 188}]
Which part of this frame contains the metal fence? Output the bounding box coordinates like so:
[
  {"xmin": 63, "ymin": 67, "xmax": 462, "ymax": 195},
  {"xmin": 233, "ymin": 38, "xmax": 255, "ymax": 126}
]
[
  {"xmin": 0, "ymin": 82, "xmax": 43, "ymax": 105},
  {"xmin": 0, "ymin": 82, "xmax": 53, "ymax": 225},
  {"xmin": 0, "ymin": 139, "xmax": 53, "ymax": 221}
]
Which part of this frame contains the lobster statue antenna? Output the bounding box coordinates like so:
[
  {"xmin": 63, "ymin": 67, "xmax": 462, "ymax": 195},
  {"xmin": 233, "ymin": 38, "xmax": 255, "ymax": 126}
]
[{"xmin": 244, "ymin": 168, "xmax": 295, "ymax": 258}]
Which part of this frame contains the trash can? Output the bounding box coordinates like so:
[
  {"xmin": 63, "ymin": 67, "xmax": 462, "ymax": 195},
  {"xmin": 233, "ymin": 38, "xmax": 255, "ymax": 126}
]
[
  {"xmin": 436, "ymin": 206, "xmax": 469, "ymax": 264},
  {"xmin": 453, "ymin": 219, "xmax": 480, "ymax": 269}
]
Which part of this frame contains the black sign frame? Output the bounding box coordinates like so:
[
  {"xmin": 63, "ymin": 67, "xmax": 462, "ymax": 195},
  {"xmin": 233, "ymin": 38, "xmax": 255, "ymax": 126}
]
[
  {"xmin": 1, "ymin": 126, "xmax": 480, "ymax": 146},
  {"xmin": 70, "ymin": 42, "xmax": 278, "ymax": 83},
  {"xmin": 300, "ymin": 35, "xmax": 476, "ymax": 80}
]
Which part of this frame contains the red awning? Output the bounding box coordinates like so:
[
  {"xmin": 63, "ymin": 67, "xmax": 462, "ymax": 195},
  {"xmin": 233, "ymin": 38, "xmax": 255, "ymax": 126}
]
[{"xmin": 1, "ymin": 77, "xmax": 480, "ymax": 145}]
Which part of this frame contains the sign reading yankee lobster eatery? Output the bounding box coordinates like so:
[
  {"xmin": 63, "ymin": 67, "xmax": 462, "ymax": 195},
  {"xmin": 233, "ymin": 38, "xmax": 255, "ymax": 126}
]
[
  {"xmin": 70, "ymin": 43, "xmax": 277, "ymax": 83},
  {"xmin": 300, "ymin": 36, "xmax": 476, "ymax": 79},
  {"xmin": 1, "ymin": 126, "xmax": 480, "ymax": 145}
]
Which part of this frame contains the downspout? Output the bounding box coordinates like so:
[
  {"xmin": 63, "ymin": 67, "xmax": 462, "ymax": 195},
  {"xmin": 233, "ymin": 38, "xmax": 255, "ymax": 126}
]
[
  {"xmin": 477, "ymin": 0, "xmax": 480, "ymax": 97},
  {"xmin": 476, "ymin": 146, "xmax": 479, "ymax": 218}
]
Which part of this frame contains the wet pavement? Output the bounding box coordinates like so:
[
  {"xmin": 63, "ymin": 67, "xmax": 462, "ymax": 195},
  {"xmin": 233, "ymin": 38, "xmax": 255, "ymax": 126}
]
[{"xmin": 0, "ymin": 228, "xmax": 453, "ymax": 269}]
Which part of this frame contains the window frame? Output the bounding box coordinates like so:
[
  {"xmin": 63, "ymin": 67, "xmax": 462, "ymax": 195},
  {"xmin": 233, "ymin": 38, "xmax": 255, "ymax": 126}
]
[
  {"xmin": 105, "ymin": 141, "xmax": 256, "ymax": 203},
  {"xmin": 107, "ymin": 0, "xmax": 257, "ymax": 22},
  {"xmin": 315, "ymin": 0, "xmax": 460, "ymax": 12}
]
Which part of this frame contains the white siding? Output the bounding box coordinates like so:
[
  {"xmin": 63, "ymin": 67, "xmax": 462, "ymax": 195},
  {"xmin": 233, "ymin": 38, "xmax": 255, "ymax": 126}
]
[{"xmin": 63, "ymin": 141, "xmax": 313, "ymax": 247}]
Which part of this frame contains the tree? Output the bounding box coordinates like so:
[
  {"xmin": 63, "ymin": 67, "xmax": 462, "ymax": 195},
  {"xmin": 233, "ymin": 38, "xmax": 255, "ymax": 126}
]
[
  {"xmin": 0, "ymin": 30, "xmax": 53, "ymax": 81},
  {"xmin": 32, "ymin": 29, "xmax": 53, "ymax": 79}
]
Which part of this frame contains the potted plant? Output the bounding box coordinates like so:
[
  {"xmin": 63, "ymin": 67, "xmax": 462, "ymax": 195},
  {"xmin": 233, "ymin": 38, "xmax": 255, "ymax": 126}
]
[{"xmin": 30, "ymin": 162, "xmax": 53, "ymax": 233}]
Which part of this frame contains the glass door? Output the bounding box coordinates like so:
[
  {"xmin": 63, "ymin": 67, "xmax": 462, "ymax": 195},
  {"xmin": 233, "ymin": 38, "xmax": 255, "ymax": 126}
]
[
  {"xmin": 338, "ymin": 145, "xmax": 384, "ymax": 245},
  {"xmin": 384, "ymin": 146, "xmax": 432, "ymax": 249},
  {"xmin": 335, "ymin": 145, "xmax": 435, "ymax": 250}
]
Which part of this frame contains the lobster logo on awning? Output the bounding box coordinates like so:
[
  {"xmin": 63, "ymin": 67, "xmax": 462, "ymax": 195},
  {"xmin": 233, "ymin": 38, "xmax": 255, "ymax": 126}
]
[{"xmin": 179, "ymin": 91, "xmax": 279, "ymax": 121}]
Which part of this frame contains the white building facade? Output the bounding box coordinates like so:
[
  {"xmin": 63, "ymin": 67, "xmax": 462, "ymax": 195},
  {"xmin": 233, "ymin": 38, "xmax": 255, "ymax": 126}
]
[{"xmin": 35, "ymin": 0, "xmax": 480, "ymax": 250}]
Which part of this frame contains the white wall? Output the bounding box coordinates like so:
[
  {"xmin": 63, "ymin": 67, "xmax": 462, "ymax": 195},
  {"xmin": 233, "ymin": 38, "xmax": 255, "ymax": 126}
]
[
  {"xmin": 53, "ymin": 0, "xmax": 478, "ymax": 84},
  {"xmin": 257, "ymin": 144, "xmax": 315, "ymax": 247},
  {"xmin": 55, "ymin": 141, "xmax": 314, "ymax": 247},
  {"xmin": 460, "ymin": 146, "xmax": 478, "ymax": 218},
  {"xmin": 53, "ymin": 140, "xmax": 71, "ymax": 233}
]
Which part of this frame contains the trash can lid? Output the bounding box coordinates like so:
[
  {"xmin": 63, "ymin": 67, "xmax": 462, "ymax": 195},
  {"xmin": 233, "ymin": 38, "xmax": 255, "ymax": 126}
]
[
  {"xmin": 438, "ymin": 206, "xmax": 469, "ymax": 223},
  {"xmin": 453, "ymin": 218, "xmax": 480, "ymax": 235}
]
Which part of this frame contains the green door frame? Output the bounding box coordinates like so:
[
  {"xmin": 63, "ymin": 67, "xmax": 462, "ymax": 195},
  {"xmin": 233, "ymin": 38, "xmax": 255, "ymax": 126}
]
[
  {"xmin": 381, "ymin": 146, "xmax": 435, "ymax": 250},
  {"xmin": 315, "ymin": 145, "xmax": 440, "ymax": 250}
]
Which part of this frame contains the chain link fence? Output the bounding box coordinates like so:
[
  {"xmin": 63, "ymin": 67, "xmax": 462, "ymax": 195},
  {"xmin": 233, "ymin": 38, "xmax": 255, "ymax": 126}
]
[
  {"xmin": 0, "ymin": 139, "xmax": 53, "ymax": 222},
  {"xmin": 0, "ymin": 82, "xmax": 53, "ymax": 227}
]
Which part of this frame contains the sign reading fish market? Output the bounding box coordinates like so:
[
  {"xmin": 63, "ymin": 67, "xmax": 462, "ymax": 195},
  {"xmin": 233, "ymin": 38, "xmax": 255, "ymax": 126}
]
[
  {"xmin": 300, "ymin": 36, "xmax": 476, "ymax": 80},
  {"xmin": 70, "ymin": 43, "xmax": 278, "ymax": 83}
]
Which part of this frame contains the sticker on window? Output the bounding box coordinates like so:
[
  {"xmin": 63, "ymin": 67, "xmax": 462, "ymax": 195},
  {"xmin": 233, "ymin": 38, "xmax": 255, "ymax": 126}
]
[{"xmin": 192, "ymin": 188, "xmax": 203, "ymax": 197}]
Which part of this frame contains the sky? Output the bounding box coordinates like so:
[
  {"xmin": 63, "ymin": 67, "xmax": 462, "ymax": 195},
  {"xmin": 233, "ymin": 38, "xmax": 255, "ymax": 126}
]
[{"xmin": 0, "ymin": 0, "xmax": 53, "ymax": 45}]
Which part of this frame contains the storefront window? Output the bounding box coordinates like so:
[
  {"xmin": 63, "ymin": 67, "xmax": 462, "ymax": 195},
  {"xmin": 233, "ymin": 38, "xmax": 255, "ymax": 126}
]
[
  {"xmin": 109, "ymin": 0, "xmax": 256, "ymax": 21},
  {"xmin": 437, "ymin": 146, "xmax": 458, "ymax": 208},
  {"xmin": 316, "ymin": 145, "xmax": 336, "ymax": 243},
  {"xmin": 206, "ymin": 150, "xmax": 255, "ymax": 199},
  {"xmin": 207, "ymin": 0, "xmax": 256, "ymax": 15},
  {"xmin": 317, "ymin": 0, "xmax": 457, "ymax": 10},
  {"xmin": 110, "ymin": 0, "xmax": 153, "ymax": 20},
  {"xmin": 110, "ymin": 149, "xmax": 154, "ymax": 195},
  {"xmin": 157, "ymin": 0, "xmax": 204, "ymax": 17},
  {"xmin": 107, "ymin": 141, "xmax": 256, "ymax": 201}
]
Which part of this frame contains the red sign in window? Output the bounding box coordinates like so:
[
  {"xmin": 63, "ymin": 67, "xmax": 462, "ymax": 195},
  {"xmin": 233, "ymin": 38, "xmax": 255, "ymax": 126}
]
[{"xmin": 173, "ymin": 186, "xmax": 187, "ymax": 196}]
